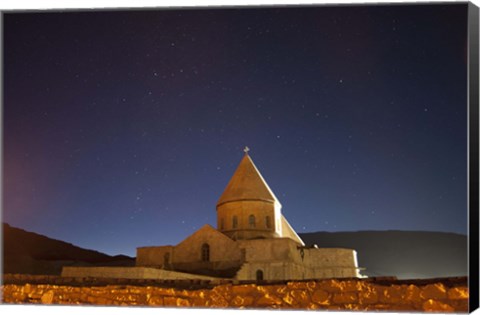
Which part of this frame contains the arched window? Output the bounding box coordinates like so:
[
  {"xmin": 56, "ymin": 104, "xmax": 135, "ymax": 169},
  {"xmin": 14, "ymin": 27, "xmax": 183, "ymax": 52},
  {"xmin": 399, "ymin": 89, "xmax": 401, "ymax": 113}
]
[
  {"xmin": 201, "ymin": 243, "xmax": 210, "ymax": 262},
  {"xmin": 164, "ymin": 253, "xmax": 170, "ymax": 266},
  {"xmin": 265, "ymin": 216, "xmax": 271, "ymax": 229},
  {"xmin": 256, "ymin": 269, "xmax": 264, "ymax": 281},
  {"xmin": 232, "ymin": 216, "xmax": 238, "ymax": 229},
  {"xmin": 220, "ymin": 218, "xmax": 224, "ymax": 230},
  {"xmin": 249, "ymin": 215, "xmax": 256, "ymax": 228}
]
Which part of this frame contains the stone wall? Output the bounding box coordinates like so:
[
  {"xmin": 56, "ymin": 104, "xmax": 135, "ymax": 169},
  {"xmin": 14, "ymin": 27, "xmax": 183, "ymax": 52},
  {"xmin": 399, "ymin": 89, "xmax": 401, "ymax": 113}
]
[
  {"xmin": 174, "ymin": 225, "xmax": 243, "ymax": 268},
  {"xmin": 136, "ymin": 225, "xmax": 244, "ymax": 274},
  {"xmin": 234, "ymin": 239, "xmax": 360, "ymax": 280},
  {"xmin": 135, "ymin": 225, "xmax": 360, "ymax": 281},
  {"xmin": 1, "ymin": 275, "xmax": 469, "ymax": 312},
  {"xmin": 136, "ymin": 246, "xmax": 173, "ymax": 268},
  {"xmin": 61, "ymin": 267, "xmax": 216, "ymax": 280},
  {"xmin": 217, "ymin": 200, "xmax": 281, "ymax": 240},
  {"xmin": 301, "ymin": 247, "xmax": 360, "ymax": 278}
]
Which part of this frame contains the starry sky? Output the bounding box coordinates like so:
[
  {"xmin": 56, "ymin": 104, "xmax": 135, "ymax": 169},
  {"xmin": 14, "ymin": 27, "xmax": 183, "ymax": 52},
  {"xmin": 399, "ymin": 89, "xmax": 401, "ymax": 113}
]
[{"xmin": 3, "ymin": 4, "xmax": 468, "ymax": 256}]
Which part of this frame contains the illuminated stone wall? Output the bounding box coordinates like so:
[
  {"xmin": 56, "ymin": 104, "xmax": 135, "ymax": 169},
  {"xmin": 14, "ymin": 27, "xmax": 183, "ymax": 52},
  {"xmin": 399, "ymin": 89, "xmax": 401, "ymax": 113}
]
[
  {"xmin": 136, "ymin": 231, "xmax": 361, "ymax": 281},
  {"xmin": 61, "ymin": 267, "xmax": 216, "ymax": 280},
  {"xmin": 136, "ymin": 225, "xmax": 244, "ymax": 274},
  {"xmin": 1, "ymin": 276, "xmax": 468, "ymax": 312},
  {"xmin": 136, "ymin": 246, "xmax": 174, "ymax": 268}
]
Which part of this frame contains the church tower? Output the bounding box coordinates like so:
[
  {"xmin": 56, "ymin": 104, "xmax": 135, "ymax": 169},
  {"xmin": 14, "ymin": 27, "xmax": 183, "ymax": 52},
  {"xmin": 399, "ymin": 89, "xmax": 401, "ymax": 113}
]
[{"xmin": 216, "ymin": 148, "xmax": 304, "ymax": 245}]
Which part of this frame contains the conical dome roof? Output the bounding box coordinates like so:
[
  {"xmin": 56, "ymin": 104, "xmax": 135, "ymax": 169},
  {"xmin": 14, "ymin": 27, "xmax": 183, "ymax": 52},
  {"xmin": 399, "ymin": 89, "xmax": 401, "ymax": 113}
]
[{"xmin": 216, "ymin": 152, "xmax": 280, "ymax": 206}]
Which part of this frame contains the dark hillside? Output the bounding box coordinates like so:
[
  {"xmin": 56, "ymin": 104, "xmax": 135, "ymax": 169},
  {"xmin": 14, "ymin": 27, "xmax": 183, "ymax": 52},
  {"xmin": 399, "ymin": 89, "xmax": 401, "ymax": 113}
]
[
  {"xmin": 2, "ymin": 223, "xmax": 134, "ymax": 275},
  {"xmin": 299, "ymin": 230, "xmax": 467, "ymax": 279}
]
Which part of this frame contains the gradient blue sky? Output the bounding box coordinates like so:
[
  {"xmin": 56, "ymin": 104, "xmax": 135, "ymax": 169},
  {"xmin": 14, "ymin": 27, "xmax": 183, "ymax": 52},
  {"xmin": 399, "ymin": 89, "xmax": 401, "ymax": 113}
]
[{"xmin": 3, "ymin": 4, "xmax": 468, "ymax": 256}]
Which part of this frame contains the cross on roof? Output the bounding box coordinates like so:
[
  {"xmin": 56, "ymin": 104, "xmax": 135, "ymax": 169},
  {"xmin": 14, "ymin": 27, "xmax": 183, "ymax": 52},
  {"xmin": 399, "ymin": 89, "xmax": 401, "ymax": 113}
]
[{"xmin": 243, "ymin": 146, "xmax": 250, "ymax": 154}]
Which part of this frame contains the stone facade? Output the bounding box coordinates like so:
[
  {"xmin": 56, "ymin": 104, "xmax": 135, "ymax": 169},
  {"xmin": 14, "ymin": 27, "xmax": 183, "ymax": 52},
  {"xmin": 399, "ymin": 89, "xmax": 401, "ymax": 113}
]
[
  {"xmin": 235, "ymin": 241, "xmax": 360, "ymax": 280},
  {"xmin": 61, "ymin": 267, "xmax": 216, "ymax": 280},
  {"xmin": 136, "ymin": 227, "xmax": 360, "ymax": 280},
  {"xmin": 137, "ymin": 225, "xmax": 243, "ymax": 278}
]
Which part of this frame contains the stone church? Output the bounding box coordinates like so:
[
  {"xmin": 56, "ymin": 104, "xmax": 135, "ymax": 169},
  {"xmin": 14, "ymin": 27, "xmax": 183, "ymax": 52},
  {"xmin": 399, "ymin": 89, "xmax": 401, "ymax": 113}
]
[
  {"xmin": 63, "ymin": 149, "xmax": 362, "ymax": 280},
  {"xmin": 134, "ymin": 149, "xmax": 363, "ymax": 281}
]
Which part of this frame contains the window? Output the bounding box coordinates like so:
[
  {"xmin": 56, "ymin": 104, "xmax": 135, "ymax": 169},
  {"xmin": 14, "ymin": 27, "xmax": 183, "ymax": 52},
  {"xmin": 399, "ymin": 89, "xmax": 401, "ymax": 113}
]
[
  {"xmin": 220, "ymin": 218, "xmax": 224, "ymax": 230},
  {"xmin": 265, "ymin": 216, "xmax": 271, "ymax": 229},
  {"xmin": 232, "ymin": 216, "xmax": 238, "ymax": 229},
  {"xmin": 249, "ymin": 215, "xmax": 256, "ymax": 228},
  {"xmin": 201, "ymin": 243, "xmax": 210, "ymax": 262},
  {"xmin": 256, "ymin": 269, "xmax": 264, "ymax": 281},
  {"xmin": 164, "ymin": 253, "xmax": 170, "ymax": 266}
]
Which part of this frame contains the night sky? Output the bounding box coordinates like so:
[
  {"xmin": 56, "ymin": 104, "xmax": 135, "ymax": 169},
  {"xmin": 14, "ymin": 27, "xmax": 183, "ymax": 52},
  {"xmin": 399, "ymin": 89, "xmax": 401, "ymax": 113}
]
[{"xmin": 3, "ymin": 4, "xmax": 468, "ymax": 256}]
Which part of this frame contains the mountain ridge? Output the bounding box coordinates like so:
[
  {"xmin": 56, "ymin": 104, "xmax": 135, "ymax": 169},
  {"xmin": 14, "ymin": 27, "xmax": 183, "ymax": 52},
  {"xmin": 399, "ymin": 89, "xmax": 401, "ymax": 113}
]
[
  {"xmin": 2, "ymin": 222, "xmax": 135, "ymax": 275},
  {"xmin": 2, "ymin": 223, "xmax": 468, "ymax": 279},
  {"xmin": 299, "ymin": 230, "xmax": 467, "ymax": 279}
]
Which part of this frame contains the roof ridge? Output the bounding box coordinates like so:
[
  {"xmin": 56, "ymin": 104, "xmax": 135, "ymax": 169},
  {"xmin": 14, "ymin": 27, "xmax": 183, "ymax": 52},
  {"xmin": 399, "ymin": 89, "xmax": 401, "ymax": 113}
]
[{"xmin": 216, "ymin": 153, "xmax": 280, "ymax": 206}]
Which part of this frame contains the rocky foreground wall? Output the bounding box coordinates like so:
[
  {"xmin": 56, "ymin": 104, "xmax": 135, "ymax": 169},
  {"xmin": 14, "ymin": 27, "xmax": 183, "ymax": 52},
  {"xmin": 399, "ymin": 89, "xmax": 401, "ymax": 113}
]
[{"xmin": 1, "ymin": 276, "xmax": 469, "ymax": 312}]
